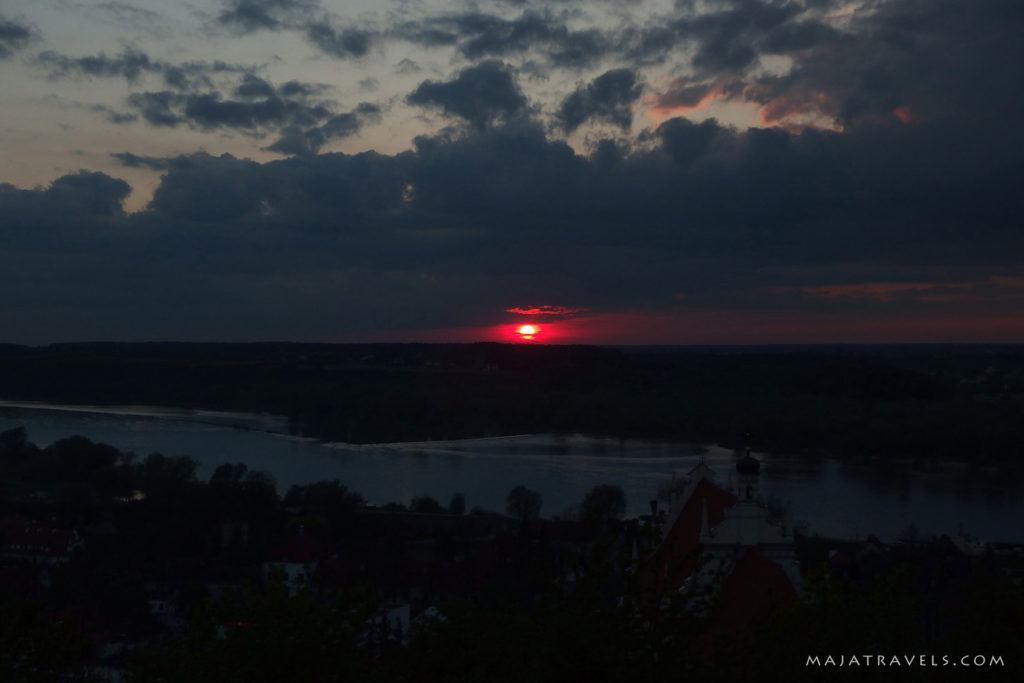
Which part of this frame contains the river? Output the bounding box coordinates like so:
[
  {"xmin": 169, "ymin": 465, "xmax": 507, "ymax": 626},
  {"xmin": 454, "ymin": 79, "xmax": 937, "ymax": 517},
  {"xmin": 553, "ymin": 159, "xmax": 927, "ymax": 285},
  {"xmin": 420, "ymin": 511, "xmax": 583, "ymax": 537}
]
[{"xmin": 1, "ymin": 400, "xmax": 1020, "ymax": 543}]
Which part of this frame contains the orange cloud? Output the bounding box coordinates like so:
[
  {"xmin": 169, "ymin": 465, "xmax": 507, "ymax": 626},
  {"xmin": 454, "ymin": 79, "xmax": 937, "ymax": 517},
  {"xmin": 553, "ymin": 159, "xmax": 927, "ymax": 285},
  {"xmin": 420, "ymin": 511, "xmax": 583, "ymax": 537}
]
[
  {"xmin": 754, "ymin": 89, "xmax": 843, "ymax": 132},
  {"xmin": 505, "ymin": 305, "xmax": 588, "ymax": 317},
  {"xmin": 892, "ymin": 105, "xmax": 913, "ymax": 124},
  {"xmin": 645, "ymin": 79, "xmax": 741, "ymax": 120}
]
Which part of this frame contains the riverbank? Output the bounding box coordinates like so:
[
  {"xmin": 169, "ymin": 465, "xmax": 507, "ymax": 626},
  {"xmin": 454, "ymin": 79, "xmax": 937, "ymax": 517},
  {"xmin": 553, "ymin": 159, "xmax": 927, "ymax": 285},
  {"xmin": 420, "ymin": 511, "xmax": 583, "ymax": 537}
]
[{"xmin": 2, "ymin": 342, "xmax": 1023, "ymax": 466}]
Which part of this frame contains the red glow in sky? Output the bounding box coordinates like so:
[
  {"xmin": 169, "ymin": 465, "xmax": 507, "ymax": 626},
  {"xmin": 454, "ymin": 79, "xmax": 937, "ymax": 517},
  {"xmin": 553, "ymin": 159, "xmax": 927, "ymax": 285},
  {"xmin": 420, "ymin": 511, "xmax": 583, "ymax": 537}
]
[{"xmin": 328, "ymin": 306, "xmax": 1024, "ymax": 345}]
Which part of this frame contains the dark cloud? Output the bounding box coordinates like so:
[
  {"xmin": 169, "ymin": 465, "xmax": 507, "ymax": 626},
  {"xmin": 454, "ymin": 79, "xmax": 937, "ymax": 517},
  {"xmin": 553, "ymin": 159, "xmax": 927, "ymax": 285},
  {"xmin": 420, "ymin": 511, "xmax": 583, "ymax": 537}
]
[
  {"xmin": 616, "ymin": 24, "xmax": 683, "ymax": 66},
  {"xmin": 107, "ymin": 111, "xmax": 139, "ymax": 124},
  {"xmin": 4, "ymin": 1, "xmax": 1024, "ymax": 341},
  {"xmin": 234, "ymin": 73, "xmax": 276, "ymax": 99},
  {"xmin": 215, "ymin": 1, "xmax": 378, "ymax": 61},
  {"xmin": 279, "ymin": 80, "xmax": 328, "ymax": 98},
  {"xmin": 545, "ymin": 28, "xmax": 608, "ymax": 69},
  {"xmin": 265, "ymin": 103, "xmax": 382, "ymax": 156},
  {"xmin": 173, "ymin": 61, "xmax": 253, "ymax": 91},
  {"xmin": 119, "ymin": 75, "xmax": 377, "ymax": 157},
  {"xmin": 558, "ymin": 69, "xmax": 642, "ymax": 132},
  {"xmin": 217, "ymin": 0, "xmax": 314, "ymax": 33},
  {"xmin": 145, "ymin": 153, "xmax": 272, "ymax": 221},
  {"xmin": 680, "ymin": 0, "xmax": 799, "ymax": 74},
  {"xmin": 36, "ymin": 48, "xmax": 251, "ymax": 93},
  {"xmin": 305, "ymin": 21, "xmax": 373, "ymax": 58},
  {"xmin": 121, "ymin": 73, "xmax": 354, "ymax": 146},
  {"xmin": 393, "ymin": 11, "xmax": 607, "ymax": 68},
  {"xmin": 611, "ymin": 1, "xmax": 839, "ymax": 72},
  {"xmin": 390, "ymin": 23, "xmax": 459, "ymax": 48},
  {"xmin": 759, "ymin": 18, "xmax": 843, "ymax": 54},
  {"xmin": 36, "ymin": 48, "xmax": 158, "ymax": 81},
  {"xmin": 126, "ymin": 91, "xmax": 185, "ymax": 127},
  {"xmin": 45, "ymin": 172, "xmax": 132, "ymax": 217},
  {"xmin": 454, "ymin": 12, "xmax": 559, "ymax": 59},
  {"xmin": 656, "ymin": 117, "xmax": 725, "ymax": 168},
  {"xmin": 110, "ymin": 152, "xmax": 173, "ymax": 170},
  {"xmin": 89, "ymin": 104, "xmax": 140, "ymax": 125},
  {"xmin": 3, "ymin": 105, "xmax": 1023, "ymax": 342},
  {"xmin": 407, "ymin": 61, "xmax": 529, "ymax": 130},
  {"xmin": 183, "ymin": 92, "xmax": 329, "ymax": 131},
  {"xmin": 0, "ymin": 171, "xmax": 129, "ymax": 250},
  {"xmin": 744, "ymin": 0, "xmax": 1024, "ymax": 130},
  {"xmin": 0, "ymin": 14, "xmax": 36, "ymax": 59}
]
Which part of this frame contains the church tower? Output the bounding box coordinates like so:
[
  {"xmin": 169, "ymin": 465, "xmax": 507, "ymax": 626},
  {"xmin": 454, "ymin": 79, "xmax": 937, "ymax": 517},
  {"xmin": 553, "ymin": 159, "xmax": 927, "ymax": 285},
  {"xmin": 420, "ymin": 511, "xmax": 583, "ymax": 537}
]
[{"xmin": 736, "ymin": 445, "xmax": 760, "ymax": 501}]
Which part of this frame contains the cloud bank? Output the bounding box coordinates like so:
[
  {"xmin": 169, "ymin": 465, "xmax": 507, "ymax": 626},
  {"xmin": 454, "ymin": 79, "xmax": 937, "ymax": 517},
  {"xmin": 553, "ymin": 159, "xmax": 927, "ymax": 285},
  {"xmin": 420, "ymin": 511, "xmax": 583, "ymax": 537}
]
[{"xmin": 2, "ymin": 0, "xmax": 1023, "ymax": 343}]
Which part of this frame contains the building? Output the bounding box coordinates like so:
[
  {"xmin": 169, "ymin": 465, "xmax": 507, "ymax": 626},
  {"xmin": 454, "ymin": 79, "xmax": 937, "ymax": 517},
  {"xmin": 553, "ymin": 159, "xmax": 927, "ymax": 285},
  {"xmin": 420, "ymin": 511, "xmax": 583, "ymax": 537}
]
[{"xmin": 639, "ymin": 451, "xmax": 801, "ymax": 619}]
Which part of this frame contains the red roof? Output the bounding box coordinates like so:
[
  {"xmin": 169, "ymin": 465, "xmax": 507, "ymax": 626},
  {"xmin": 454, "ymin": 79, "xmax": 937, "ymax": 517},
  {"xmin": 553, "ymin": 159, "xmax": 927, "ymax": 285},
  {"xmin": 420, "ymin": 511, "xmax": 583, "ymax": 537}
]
[
  {"xmin": 690, "ymin": 549, "xmax": 799, "ymax": 676},
  {"xmin": 636, "ymin": 479, "xmax": 737, "ymax": 600},
  {"xmin": 708, "ymin": 548, "xmax": 797, "ymax": 632}
]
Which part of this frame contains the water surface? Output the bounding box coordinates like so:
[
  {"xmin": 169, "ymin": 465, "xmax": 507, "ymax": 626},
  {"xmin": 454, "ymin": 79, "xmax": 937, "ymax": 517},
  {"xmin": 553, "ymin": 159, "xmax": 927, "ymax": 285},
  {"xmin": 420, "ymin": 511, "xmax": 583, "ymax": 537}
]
[{"xmin": 2, "ymin": 401, "xmax": 1020, "ymax": 543}]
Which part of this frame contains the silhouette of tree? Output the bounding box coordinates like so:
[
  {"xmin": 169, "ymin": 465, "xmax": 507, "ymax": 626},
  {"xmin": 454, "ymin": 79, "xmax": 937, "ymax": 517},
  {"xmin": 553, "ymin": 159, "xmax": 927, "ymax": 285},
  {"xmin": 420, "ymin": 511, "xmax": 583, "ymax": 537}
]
[
  {"xmin": 506, "ymin": 485, "xmax": 542, "ymax": 521},
  {"xmin": 409, "ymin": 496, "xmax": 446, "ymax": 514},
  {"xmin": 579, "ymin": 484, "xmax": 626, "ymax": 524},
  {"xmin": 448, "ymin": 492, "xmax": 466, "ymax": 515}
]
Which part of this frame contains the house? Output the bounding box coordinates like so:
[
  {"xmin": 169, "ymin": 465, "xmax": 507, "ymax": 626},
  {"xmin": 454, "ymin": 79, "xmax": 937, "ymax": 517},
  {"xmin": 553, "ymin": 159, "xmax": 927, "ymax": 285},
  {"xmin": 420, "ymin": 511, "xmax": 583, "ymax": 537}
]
[
  {"xmin": 0, "ymin": 515, "xmax": 84, "ymax": 565},
  {"xmin": 262, "ymin": 527, "xmax": 327, "ymax": 595}
]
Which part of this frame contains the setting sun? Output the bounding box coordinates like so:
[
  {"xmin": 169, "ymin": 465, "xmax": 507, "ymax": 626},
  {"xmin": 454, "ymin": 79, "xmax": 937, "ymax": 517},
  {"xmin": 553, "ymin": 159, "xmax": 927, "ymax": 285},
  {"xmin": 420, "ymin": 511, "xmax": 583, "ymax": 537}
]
[{"xmin": 517, "ymin": 324, "xmax": 538, "ymax": 340}]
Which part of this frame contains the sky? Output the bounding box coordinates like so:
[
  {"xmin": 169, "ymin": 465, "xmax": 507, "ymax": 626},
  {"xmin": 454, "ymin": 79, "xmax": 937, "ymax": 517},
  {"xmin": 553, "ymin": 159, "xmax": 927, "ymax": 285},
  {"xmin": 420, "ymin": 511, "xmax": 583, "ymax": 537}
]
[{"xmin": 1, "ymin": 0, "xmax": 1023, "ymax": 345}]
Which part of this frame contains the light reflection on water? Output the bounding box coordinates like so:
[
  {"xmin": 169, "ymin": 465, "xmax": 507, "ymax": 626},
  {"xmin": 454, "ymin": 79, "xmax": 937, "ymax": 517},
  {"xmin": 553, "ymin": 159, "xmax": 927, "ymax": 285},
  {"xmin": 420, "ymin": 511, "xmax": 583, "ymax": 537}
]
[{"xmin": 1, "ymin": 402, "xmax": 1021, "ymax": 543}]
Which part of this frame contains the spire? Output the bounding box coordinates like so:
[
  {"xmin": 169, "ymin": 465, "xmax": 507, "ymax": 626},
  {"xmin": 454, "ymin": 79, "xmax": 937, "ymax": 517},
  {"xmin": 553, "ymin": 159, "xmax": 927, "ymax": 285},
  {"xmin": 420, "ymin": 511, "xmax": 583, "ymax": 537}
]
[{"xmin": 736, "ymin": 436, "xmax": 760, "ymax": 501}]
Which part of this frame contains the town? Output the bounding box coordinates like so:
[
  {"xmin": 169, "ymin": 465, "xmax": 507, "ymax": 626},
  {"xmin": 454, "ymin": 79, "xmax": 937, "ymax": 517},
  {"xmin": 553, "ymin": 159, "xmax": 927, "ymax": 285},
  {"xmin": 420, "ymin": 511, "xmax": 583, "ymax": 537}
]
[{"xmin": 1, "ymin": 426, "xmax": 1019, "ymax": 681}]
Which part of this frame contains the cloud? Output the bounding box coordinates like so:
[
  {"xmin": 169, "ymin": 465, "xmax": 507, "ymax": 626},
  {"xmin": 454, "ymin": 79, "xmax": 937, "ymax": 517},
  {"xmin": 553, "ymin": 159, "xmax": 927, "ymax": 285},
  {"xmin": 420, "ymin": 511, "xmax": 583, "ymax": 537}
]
[
  {"xmin": 0, "ymin": 15, "xmax": 38, "ymax": 59},
  {"xmin": 35, "ymin": 48, "xmax": 252, "ymax": 92},
  {"xmin": 0, "ymin": 171, "xmax": 130, "ymax": 247},
  {"xmin": 279, "ymin": 80, "xmax": 329, "ymax": 98},
  {"xmin": 217, "ymin": 0, "xmax": 316, "ymax": 33},
  {"xmin": 660, "ymin": 0, "xmax": 1024, "ymax": 131},
  {"xmin": 234, "ymin": 73, "xmax": 277, "ymax": 99},
  {"xmin": 558, "ymin": 69, "xmax": 642, "ymax": 132},
  {"xmin": 506, "ymin": 305, "xmax": 589, "ymax": 317},
  {"xmin": 2, "ymin": 111, "xmax": 1023, "ymax": 342},
  {"xmin": 393, "ymin": 10, "xmax": 608, "ymax": 68},
  {"xmin": 304, "ymin": 21, "xmax": 373, "ymax": 58},
  {"xmin": 214, "ymin": 1, "xmax": 377, "ymax": 61},
  {"xmin": 36, "ymin": 48, "xmax": 158, "ymax": 82},
  {"xmin": 91, "ymin": 2, "xmax": 164, "ymax": 34},
  {"xmin": 119, "ymin": 74, "xmax": 368, "ymax": 152},
  {"xmin": 160, "ymin": 60, "xmax": 252, "ymax": 91},
  {"xmin": 44, "ymin": 171, "xmax": 132, "ymax": 216},
  {"xmin": 407, "ymin": 61, "xmax": 529, "ymax": 130},
  {"xmin": 545, "ymin": 28, "xmax": 608, "ymax": 69},
  {"xmin": 265, "ymin": 103, "xmax": 382, "ymax": 156},
  {"xmin": 4, "ymin": 0, "xmax": 1024, "ymax": 341},
  {"xmin": 125, "ymin": 91, "xmax": 185, "ymax": 127},
  {"xmin": 647, "ymin": 77, "xmax": 744, "ymax": 117},
  {"xmin": 679, "ymin": 0, "xmax": 800, "ymax": 75},
  {"xmin": 455, "ymin": 11, "xmax": 562, "ymax": 60},
  {"xmin": 110, "ymin": 152, "xmax": 174, "ymax": 170},
  {"xmin": 183, "ymin": 92, "xmax": 305, "ymax": 130}
]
